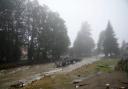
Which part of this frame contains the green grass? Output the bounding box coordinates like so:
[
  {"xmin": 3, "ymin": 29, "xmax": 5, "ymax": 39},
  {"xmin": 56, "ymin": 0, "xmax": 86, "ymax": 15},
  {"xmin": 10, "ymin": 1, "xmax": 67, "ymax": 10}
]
[
  {"xmin": 68, "ymin": 58, "xmax": 119, "ymax": 77},
  {"xmin": 95, "ymin": 58, "xmax": 119, "ymax": 72}
]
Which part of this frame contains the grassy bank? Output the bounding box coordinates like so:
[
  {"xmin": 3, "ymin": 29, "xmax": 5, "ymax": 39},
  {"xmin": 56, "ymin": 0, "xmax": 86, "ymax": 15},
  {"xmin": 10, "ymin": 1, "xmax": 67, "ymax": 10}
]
[{"xmin": 22, "ymin": 58, "xmax": 119, "ymax": 89}]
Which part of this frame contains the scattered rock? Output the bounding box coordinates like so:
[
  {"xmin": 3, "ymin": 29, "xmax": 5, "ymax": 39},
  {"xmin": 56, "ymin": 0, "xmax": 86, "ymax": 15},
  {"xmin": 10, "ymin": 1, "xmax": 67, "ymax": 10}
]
[
  {"xmin": 75, "ymin": 85, "xmax": 79, "ymax": 88},
  {"xmin": 10, "ymin": 81, "xmax": 24, "ymax": 88}
]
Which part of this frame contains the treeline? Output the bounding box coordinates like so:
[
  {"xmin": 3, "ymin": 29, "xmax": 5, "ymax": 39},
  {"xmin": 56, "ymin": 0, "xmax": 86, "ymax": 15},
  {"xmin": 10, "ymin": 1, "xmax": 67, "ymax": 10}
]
[
  {"xmin": 70, "ymin": 21, "xmax": 120, "ymax": 58},
  {"xmin": 0, "ymin": 0, "xmax": 123, "ymax": 65},
  {"xmin": 0, "ymin": 0, "xmax": 70, "ymax": 64}
]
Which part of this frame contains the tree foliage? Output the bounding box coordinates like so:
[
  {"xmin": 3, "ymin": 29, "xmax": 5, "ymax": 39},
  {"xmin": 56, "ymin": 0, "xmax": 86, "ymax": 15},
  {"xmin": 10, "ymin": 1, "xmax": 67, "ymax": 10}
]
[
  {"xmin": 0, "ymin": 0, "xmax": 26, "ymax": 62},
  {"xmin": 97, "ymin": 30, "xmax": 105, "ymax": 54},
  {"xmin": 73, "ymin": 22, "xmax": 95, "ymax": 57},
  {"xmin": 97, "ymin": 21, "xmax": 119, "ymax": 57},
  {"xmin": 0, "ymin": 0, "xmax": 70, "ymax": 63}
]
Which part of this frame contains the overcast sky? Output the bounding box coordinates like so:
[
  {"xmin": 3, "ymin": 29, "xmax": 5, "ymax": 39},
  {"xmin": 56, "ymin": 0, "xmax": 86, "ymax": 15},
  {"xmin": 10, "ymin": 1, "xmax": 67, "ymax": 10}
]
[{"xmin": 38, "ymin": 0, "xmax": 128, "ymax": 46}]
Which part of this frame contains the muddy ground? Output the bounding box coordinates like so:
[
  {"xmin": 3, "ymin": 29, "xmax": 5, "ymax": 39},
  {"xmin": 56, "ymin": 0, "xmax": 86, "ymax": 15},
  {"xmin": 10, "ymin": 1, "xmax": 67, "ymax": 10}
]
[
  {"xmin": 0, "ymin": 57, "xmax": 100, "ymax": 89},
  {"xmin": 76, "ymin": 71, "xmax": 128, "ymax": 89}
]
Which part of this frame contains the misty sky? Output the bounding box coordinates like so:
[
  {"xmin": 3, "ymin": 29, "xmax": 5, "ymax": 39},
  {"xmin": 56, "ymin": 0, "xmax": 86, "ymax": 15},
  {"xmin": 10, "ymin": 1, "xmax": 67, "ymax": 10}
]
[{"xmin": 38, "ymin": 0, "xmax": 128, "ymax": 46}]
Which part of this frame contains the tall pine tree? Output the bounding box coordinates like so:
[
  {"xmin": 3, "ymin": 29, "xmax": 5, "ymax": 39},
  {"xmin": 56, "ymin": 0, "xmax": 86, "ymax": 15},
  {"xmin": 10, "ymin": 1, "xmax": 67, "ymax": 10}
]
[
  {"xmin": 103, "ymin": 21, "xmax": 119, "ymax": 57},
  {"xmin": 73, "ymin": 22, "xmax": 95, "ymax": 57},
  {"xmin": 97, "ymin": 30, "xmax": 105, "ymax": 54}
]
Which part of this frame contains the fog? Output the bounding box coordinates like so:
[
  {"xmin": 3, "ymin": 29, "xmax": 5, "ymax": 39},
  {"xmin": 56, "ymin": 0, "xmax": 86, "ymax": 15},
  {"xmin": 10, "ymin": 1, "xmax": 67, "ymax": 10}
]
[
  {"xmin": 38, "ymin": 0, "xmax": 128, "ymax": 46},
  {"xmin": 1, "ymin": 1, "xmax": 128, "ymax": 88}
]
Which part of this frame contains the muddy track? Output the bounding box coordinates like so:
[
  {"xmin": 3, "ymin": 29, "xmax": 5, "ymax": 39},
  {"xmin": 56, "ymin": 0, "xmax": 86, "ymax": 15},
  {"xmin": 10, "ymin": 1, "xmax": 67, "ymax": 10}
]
[{"xmin": 0, "ymin": 57, "xmax": 100, "ymax": 89}]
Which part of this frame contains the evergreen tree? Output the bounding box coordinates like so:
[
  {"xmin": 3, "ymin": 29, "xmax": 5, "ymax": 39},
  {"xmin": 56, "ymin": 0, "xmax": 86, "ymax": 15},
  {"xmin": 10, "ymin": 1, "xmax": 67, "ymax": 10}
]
[
  {"xmin": 23, "ymin": 0, "xmax": 70, "ymax": 62},
  {"xmin": 97, "ymin": 30, "xmax": 105, "ymax": 54},
  {"xmin": 73, "ymin": 22, "xmax": 95, "ymax": 57},
  {"xmin": 0, "ymin": 0, "xmax": 70, "ymax": 64},
  {"xmin": 103, "ymin": 21, "xmax": 119, "ymax": 57},
  {"xmin": 38, "ymin": 11, "xmax": 70, "ymax": 61}
]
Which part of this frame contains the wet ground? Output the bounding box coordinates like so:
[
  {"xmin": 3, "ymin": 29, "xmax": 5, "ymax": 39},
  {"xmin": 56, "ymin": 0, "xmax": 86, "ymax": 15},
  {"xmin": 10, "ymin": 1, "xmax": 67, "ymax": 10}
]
[
  {"xmin": 76, "ymin": 71, "xmax": 128, "ymax": 89},
  {"xmin": 62, "ymin": 57, "xmax": 100, "ymax": 73},
  {"xmin": 0, "ymin": 63, "xmax": 55, "ymax": 89},
  {"xmin": 0, "ymin": 57, "xmax": 100, "ymax": 89}
]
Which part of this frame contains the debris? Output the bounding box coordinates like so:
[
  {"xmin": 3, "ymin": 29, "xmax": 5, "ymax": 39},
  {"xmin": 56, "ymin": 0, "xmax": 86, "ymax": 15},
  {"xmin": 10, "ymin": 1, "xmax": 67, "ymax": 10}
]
[
  {"xmin": 79, "ymin": 83, "xmax": 89, "ymax": 86},
  {"xmin": 73, "ymin": 81, "xmax": 79, "ymax": 84},
  {"xmin": 74, "ymin": 83, "xmax": 89, "ymax": 88},
  {"xmin": 120, "ymin": 87, "xmax": 125, "ymax": 89},
  {"xmin": 77, "ymin": 75, "xmax": 80, "ymax": 77},
  {"xmin": 105, "ymin": 83, "xmax": 110, "ymax": 89},
  {"xmin": 72, "ymin": 79, "xmax": 82, "ymax": 84},
  {"xmin": 121, "ymin": 81, "xmax": 128, "ymax": 84},
  {"xmin": 10, "ymin": 81, "xmax": 24, "ymax": 88},
  {"xmin": 75, "ymin": 85, "xmax": 79, "ymax": 88}
]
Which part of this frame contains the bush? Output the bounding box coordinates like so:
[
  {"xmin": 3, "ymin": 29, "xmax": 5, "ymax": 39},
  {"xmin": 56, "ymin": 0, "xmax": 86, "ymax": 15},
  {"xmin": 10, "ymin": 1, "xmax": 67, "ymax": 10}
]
[{"xmin": 115, "ymin": 59, "xmax": 128, "ymax": 73}]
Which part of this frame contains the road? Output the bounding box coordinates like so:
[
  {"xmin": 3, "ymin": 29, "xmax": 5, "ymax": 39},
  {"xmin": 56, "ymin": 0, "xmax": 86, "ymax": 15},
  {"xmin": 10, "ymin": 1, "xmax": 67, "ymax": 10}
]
[
  {"xmin": 0, "ymin": 57, "xmax": 100, "ymax": 89},
  {"xmin": 62, "ymin": 57, "xmax": 100, "ymax": 73}
]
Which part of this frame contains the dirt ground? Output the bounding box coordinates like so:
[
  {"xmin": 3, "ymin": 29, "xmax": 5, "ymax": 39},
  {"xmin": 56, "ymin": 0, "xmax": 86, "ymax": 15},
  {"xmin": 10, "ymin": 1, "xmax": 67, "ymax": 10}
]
[
  {"xmin": 77, "ymin": 71, "xmax": 128, "ymax": 89},
  {"xmin": 0, "ymin": 57, "xmax": 100, "ymax": 89},
  {"xmin": 0, "ymin": 63, "xmax": 55, "ymax": 89},
  {"xmin": 21, "ymin": 58, "xmax": 128, "ymax": 89}
]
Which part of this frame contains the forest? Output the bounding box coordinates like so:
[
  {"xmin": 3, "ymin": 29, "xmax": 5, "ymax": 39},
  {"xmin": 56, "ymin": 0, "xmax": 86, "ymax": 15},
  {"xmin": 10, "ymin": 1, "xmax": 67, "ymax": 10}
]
[{"xmin": 0, "ymin": 0, "xmax": 128, "ymax": 89}]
